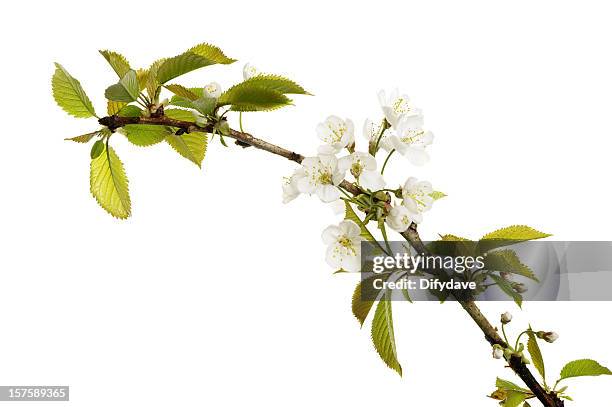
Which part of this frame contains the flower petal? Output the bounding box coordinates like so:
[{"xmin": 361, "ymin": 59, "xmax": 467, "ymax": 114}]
[
  {"xmin": 317, "ymin": 185, "xmax": 340, "ymax": 202},
  {"xmin": 359, "ymin": 170, "xmax": 386, "ymax": 191},
  {"xmin": 322, "ymin": 225, "xmax": 341, "ymax": 244}
]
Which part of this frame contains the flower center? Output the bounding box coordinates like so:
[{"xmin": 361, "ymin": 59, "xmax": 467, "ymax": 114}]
[
  {"xmin": 329, "ymin": 124, "xmax": 347, "ymax": 142},
  {"xmin": 317, "ymin": 170, "xmax": 333, "ymax": 185},
  {"xmin": 350, "ymin": 161, "xmax": 363, "ymax": 177},
  {"xmin": 338, "ymin": 236, "xmax": 357, "ymax": 255}
]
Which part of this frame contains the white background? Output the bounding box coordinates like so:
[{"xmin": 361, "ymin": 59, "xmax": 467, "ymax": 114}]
[{"xmin": 1, "ymin": 0, "xmax": 611, "ymax": 405}]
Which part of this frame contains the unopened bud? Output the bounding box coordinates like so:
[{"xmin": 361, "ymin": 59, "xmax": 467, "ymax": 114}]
[
  {"xmin": 537, "ymin": 331, "xmax": 559, "ymax": 343},
  {"xmin": 512, "ymin": 282, "xmax": 528, "ymax": 293},
  {"xmin": 492, "ymin": 345, "xmax": 504, "ymax": 359},
  {"xmin": 161, "ymin": 98, "xmax": 169, "ymax": 107},
  {"xmin": 501, "ymin": 312, "xmax": 512, "ymax": 324},
  {"xmin": 373, "ymin": 191, "xmax": 389, "ymax": 202}
]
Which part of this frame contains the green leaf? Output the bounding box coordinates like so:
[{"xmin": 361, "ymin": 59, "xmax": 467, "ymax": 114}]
[
  {"xmin": 344, "ymin": 202, "xmax": 388, "ymax": 256},
  {"xmin": 489, "ymin": 274, "xmax": 522, "ymax": 307},
  {"xmin": 484, "ymin": 249, "xmax": 539, "ymax": 282},
  {"xmin": 90, "ymin": 143, "xmax": 131, "ymax": 219},
  {"xmin": 164, "ymin": 108, "xmax": 196, "ymax": 122},
  {"xmin": 496, "ymin": 378, "xmax": 531, "ymax": 393},
  {"xmin": 428, "ymin": 234, "xmax": 477, "ymax": 258},
  {"xmin": 240, "ymin": 74, "xmax": 310, "ymax": 95},
  {"xmin": 189, "ymin": 43, "xmax": 236, "ymax": 62},
  {"xmin": 99, "ymin": 50, "xmax": 131, "ymax": 78},
  {"xmin": 65, "ymin": 131, "xmax": 98, "ymax": 143},
  {"xmin": 165, "ymin": 132, "xmax": 207, "ymax": 167},
  {"xmin": 145, "ymin": 59, "xmax": 165, "ymax": 99},
  {"xmin": 90, "ymin": 139, "xmax": 105, "ymax": 159},
  {"xmin": 482, "ymin": 225, "xmax": 551, "ymax": 241},
  {"xmin": 107, "ymin": 100, "xmax": 127, "ymax": 115},
  {"xmin": 218, "ymin": 82, "xmax": 292, "ymax": 111},
  {"xmin": 156, "ymin": 42, "xmax": 235, "ymax": 84},
  {"xmin": 165, "ymin": 84, "xmax": 199, "ymax": 100},
  {"xmin": 527, "ymin": 330, "xmax": 546, "ymax": 382},
  {"xmin": 559, "ymin": 359, "xmax": 612, "ymax": 381},
  {"xmin": 105, "ymin": 70, "xmax": 140, "ymax": 102},
  {"xmin": 371, "ymin": 292, "xmax": 402, "ymax": 376},
  {"xmin": 503, "ymin": 391, "xmax": 528, "ymax": 407},
  {"xmin": 352, "ymin": 274, "xmax": 391, "ymax": 326},
  {"xmin": 191, "ymin": 97, "xmax": 216, "ymax": 115},
  {"xmin": 136, "ymin": 68, "xmax": 148, "ymax": 91},
  {"xmin": 429, "ymin": 191, "xmax": 446, "ymax": 200},
  {"xmin": 439, "ymin": 234, "xmax": 469, "ymax": 241},
  {"xmin": 52, "ymin": 63, "xmax": 97, "ymax": 118},
  {"xmin": 480, "ymin": 225, "xmax": 551, "ymax": 252},
  {"xmin": 122, "ymin": 124, "xmax": 172, "ymax": 146},
  {"xmin": 117, "ymin": 105, "xmax": 142, "ymax": 117}
]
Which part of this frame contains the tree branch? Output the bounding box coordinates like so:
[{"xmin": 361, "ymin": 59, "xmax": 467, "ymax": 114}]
[
  {"xmin": 401, "ymin": 227, "xmax": 564, "ymax": 406},
  {"xmin": 98, "ymin": 114, "xmax": 564, "ymax": 406}
]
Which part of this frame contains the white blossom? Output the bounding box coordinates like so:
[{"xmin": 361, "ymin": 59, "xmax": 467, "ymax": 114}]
[
  {"xmin": 203, "ymin": 82, "xmax": 222, "ymax": 98},
  {"xmin": 321, "ymin": 220, "xmax": 363, "ymax": 272},
  {"xmin": 243, "ymin": 63, "xmax": 259, "ymax": 80},
  {"xmin": 386, "ymin": 204, "xmax": 422, "ymax": 233},
  {"xmin": 501, "ymin": 312, "xmax": 513, "ymax": 324},
  {"xmin": 338, "ymin": 152, "xmax": 385, "ymax": 191},
  {"xmin": 385, "ymin": 114, "xmax": 433, "ymax": 166},
  {"xmin": 363, "ymin": 119, "xmax": 393, "ymax": 152},
  {"xmin": 317, "ymin": 116, "xmax": 355, "ymax": 154},
  {"xmin": 282, "ymin": 170, "xmax": 303, "ymax": 203},
  {"xmin": 295, "ymin": 154, "xmax": 345, "ymax": 202},
  {"xmin": 492, "ymin": 346, "xmax": 504, "ymax": 359},
  {"xmin": 402, "ymin": 177, "xmax": 434, "ymax": 213},
  {"xmin": 378, "ymin": 88, "xmax": 421, "ymax": 128}
]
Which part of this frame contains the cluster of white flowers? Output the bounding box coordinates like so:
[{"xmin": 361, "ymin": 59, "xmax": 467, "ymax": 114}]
[
  {"xmin": 492, "ymin": 312, "xmax": 559, "ymax": 361},
  {"xmin": 282, "ymin": 89, "xmax": 437, "ymax": 272}
]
